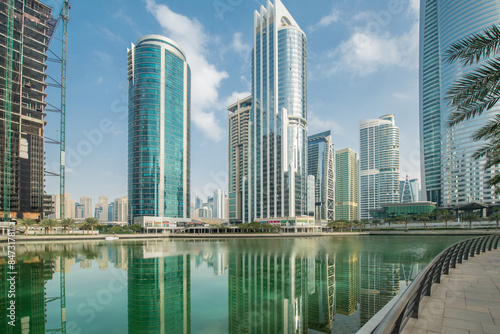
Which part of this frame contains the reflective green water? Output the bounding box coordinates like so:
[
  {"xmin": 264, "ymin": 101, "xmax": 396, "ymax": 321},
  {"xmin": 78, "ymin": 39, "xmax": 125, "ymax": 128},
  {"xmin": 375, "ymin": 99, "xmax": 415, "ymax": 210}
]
[{"xmin": 1, "ymin": 235, "xmax": 471, "ymax": 333}]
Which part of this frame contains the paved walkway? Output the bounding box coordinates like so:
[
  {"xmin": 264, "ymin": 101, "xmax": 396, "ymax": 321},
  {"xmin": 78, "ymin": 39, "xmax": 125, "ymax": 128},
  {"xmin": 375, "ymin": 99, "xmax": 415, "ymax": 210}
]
[{"xmin": 402, "ymin": 248, "xmax": 500, "ymax": 334}]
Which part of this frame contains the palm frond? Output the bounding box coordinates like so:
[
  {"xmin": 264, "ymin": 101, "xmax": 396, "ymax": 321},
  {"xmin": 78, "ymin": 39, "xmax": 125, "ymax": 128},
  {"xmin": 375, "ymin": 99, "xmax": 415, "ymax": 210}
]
[
  {"xmin": 487, "ymin": 174, "xmax": 500, "ymax": 194},
  {"xmin": 444, "ymin": 25, "xmax": 500, "ymax": 65},
  {"xmin": 446, "ymin": 58, "xmax": 500, "ymax": 127},
  {"xmin": 472, "ymin": 114, "xmax": 500, "ymax": 141}
]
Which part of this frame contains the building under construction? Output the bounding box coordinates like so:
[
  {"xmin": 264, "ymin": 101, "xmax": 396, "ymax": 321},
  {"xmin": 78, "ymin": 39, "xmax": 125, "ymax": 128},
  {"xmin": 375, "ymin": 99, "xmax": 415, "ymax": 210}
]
[{"xmin": 0, "ymin": 0, "xmax": 56, "ymax": 220}]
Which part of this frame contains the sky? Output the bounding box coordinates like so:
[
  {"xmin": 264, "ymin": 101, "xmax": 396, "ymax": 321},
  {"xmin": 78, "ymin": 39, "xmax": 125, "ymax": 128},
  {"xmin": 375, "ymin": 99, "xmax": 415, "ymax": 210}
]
[{"xmin": 43, "ymin": 0, "xmax": 422, "ymax": 205}]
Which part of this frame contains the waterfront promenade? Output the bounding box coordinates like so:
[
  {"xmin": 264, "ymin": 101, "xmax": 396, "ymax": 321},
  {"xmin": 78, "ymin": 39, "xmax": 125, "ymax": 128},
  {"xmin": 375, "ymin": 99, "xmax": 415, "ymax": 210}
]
[
  {"xmin": 1, "ymin": 229, "xmax": 498, "ymax": 243},
  {"xmin": 402, "ymin": 248, "xmax": 500, "ymax": 334}
]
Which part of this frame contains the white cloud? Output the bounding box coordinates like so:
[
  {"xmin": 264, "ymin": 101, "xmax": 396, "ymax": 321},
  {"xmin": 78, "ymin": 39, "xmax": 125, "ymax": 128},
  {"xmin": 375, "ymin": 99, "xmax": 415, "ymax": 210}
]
[
  {"xmin": 327, "ymin": 22, "xmax": 419, "ymax": 76},
  {"xmin": 222, "ymin": 91, "xmax": 251, "ymax": 109},
  {"xmin": 145, "ymin": 0, "xmax": 228, "ymax": 142},
  {"xmin": 100, "ymin": 27, "xmax": 124, "ymax": 43},
  {"xmin": 309, "ymin": 8, "xmax": 340, "ymax": 31},
  {"xmin": 232, "ymin": 32, "xmax": 251, "ymax": 58},
  {"xmin": 392, "ymin": 93, "xmax": 411, "ymax": 100},
  {"xmin": 93, "ymin": 51, "xmax": 113, "ymax": 64},
  {"xmin": 408, "ymin": 0, "xmax": 420, "ymax": 17},
  {"xmin": 308, "ymin": 111, "xmax": 344, "ymax": 137}
]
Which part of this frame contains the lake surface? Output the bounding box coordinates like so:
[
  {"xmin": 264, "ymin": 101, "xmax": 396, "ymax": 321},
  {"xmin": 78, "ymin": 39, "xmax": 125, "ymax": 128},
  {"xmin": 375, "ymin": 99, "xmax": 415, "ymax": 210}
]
[{"xmin": 1, "ymin": 235, "xmax": 471, "ymax": 334}]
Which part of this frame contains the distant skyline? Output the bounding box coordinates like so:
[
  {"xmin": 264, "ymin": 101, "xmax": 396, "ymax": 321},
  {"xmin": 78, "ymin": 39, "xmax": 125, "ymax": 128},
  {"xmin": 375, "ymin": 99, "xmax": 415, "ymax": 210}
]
[{"xmin": 43, "ymin": 0, "xmax": 421, "ymax": 205}]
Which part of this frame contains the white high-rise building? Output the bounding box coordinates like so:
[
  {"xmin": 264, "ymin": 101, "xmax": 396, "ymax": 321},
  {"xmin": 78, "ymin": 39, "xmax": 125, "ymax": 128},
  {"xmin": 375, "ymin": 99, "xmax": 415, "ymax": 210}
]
[
  {"xmin": 213, "ymin": 189, "xmax": 225, "ymax": 219},
  {"xmin": 113, "ymin": 196, "xmax": 128, "ymax": 222},
  {"xmin": 95, "ymin": 195, "xmax": 109, "ymax": 222},
  {"xmin": 54, "ymin": 194, "xmax": 75, "ymax": 220},
  {"xmin": 359, "ymin": 115, "xmax": 400, "ymax": 219},
  {"xmin": 245, "ymin": 0, "xmax": 310, "ymax": 224},
  {"xmin": 80, "ymin": 196, "xmax": 93, "ymax": 218}
]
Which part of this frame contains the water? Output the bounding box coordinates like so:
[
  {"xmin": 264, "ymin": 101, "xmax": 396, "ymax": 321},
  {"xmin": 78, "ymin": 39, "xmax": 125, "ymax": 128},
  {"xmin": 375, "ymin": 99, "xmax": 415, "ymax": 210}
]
[{"xmin": 1, "ymin": 235, "xmax": 471, "ymax": 333}]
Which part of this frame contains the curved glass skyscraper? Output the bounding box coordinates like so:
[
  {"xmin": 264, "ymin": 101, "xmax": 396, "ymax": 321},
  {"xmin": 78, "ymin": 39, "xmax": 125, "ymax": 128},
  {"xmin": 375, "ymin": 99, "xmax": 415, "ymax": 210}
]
[
  {"xmin": 127, "ymin": 35, "xmax": 191, "ymax": 224},
  {"xmin": 420, "ymin": 0, "xmax": 500, "ymax": 206},
  {"xmin": 246, "ymin": 0, "xmax": 309, "ymax": 222}
]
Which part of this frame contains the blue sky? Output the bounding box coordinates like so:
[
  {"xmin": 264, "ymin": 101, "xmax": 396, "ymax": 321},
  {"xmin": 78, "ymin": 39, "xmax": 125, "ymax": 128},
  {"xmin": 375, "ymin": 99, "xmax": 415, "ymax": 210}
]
[{"xmin": 43, "ymin": 0, "xmax": 421, "ymax": 205}]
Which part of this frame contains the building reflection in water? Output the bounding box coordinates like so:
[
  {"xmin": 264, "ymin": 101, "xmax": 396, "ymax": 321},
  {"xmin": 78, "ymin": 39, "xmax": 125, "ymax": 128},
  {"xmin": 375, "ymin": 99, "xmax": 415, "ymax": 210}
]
[
  {"xmin": 0, "ymin": 238, "xmax": 427, "ymax": 333},
  {"xmin": 307, "ymin": 254, "xmax": 336, "ymax": 333},
  {"xmin": 128, "ymin": 242, "xmax": 191, "ymax": 334},
  {"xmin": 359, "ymin": 254, "xmax": 400, "ymax": 326},
  {"xmin": 228, "ymin": 250, "xmax": 310, "ymax": 334},
  {"xmin": 0, "ymin": 255, "xmax": 54, "ymax": 333}
]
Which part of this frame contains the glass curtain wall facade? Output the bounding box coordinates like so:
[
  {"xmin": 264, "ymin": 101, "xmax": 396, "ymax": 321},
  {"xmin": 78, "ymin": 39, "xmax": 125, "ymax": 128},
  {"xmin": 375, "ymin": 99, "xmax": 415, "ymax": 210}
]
[
  {"xmin": 399, "ymin": 175, "xmax": 419, "ymax": 203},
  {"xmin": 127, "ymin": 35, "xmax": 191, "ymax": 224},
  {"xmin": 228, "ymin": 96, "xmax": 251, "ymax": 224},
  {"xmin": 419, "ymin": 0, "xmax": 442, "ymax": 206},
  {"xmin": 308, "ymin": 131, "xmax": 335, "ymax": 222},
  {"xmin": 335, "ymin": 148, "xmax": 359, "ymax": 221},
  {"xmin": 248, "ymin": 0, "xmax": 308, "ymax": 222},
  {"xmin": 420, "ymin": 0, "xmax": 500, "ymax": 206},
  {"xmin": 359, "ymin": 115, "xmax": 399, "ymax": 220}
]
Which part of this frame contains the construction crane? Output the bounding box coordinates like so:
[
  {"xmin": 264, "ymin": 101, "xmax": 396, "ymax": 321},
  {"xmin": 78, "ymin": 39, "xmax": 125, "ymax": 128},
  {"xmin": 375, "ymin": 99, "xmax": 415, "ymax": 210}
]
[
  {"xmin": 3, "ymin": 0, "xmax": 14, "ymax": 222},
  {"xmin": 60, "ymin": 0, "xmax": 69, "ymax": 220}
]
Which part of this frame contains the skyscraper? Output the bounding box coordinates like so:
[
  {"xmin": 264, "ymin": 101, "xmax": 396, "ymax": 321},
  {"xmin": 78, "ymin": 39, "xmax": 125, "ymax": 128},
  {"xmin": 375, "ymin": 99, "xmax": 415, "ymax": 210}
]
[
  {"xmin": 420, "ymin": 0, "xmax": 500, "ymax": 206},
  {"xmin": 335, "ymin": 148, "xmax": 359, "ymax": 221},
  {"xmin": 79, "ymin": 196, "xmax": 93, "ymax": 218},
  {"xmin": 127, "ymin": 35, "xmax": 191, "ymax": 224},
  {"xmin": 113, "ymin": 196, "xmax": 128, "ymax": 222},
  {"xmin": 213, "ymin": 189, "xmax": 225, "ymax": 219},
  {"xmin": 359, "ymin": 115, "xmax": 399, "ymax": 219},
  {"xmin": 308, "ymin": 131, "xmax": 335, "ymax": 222},
  {"xmin": 0, "ymin": 0, "xmax": 56, "ymax": 221},
  {"xmin": 228, "ymin": 96, "xmax": 252, "ymax": 224},
  {"xmin": 54, "ymin": 194, "xmax": 75, "ymax": 219},
  {"xmin": 399, "ymin": 175, "xmax": 420, "ymax": 203},
  {"xmin": 96, "ymin": 195, "xmax": 108, "ymax": 222},
  {"xmin": 247, "ymin": 0, "xmax": 309, "ymax": 223}
]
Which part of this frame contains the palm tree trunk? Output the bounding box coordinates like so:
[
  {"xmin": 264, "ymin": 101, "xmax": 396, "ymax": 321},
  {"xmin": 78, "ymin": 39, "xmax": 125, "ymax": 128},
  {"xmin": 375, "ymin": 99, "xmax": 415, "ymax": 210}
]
[
  {"xmin": 445, "ymin": 220, "xmax": 448, "ymax": 229},
  {"xmin": 470, "ymin": 221, "xmax": 472, "ymax": 229},
  {"xmin": 405, "ymin": 222, "xmax": 408, "ymax": 231}
]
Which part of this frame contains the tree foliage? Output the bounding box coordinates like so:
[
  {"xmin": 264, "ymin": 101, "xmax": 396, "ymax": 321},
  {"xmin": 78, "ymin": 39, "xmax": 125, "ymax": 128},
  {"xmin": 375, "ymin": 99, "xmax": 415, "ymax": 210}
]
[{"xmin": 444, "ymin": 25, "xmax": 500, "ymax": 193}]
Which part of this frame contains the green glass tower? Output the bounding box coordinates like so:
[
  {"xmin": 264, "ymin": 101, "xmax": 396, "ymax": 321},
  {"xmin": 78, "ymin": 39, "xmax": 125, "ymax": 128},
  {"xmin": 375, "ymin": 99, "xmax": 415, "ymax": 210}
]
[{"xmin": 127, "ymin": 35, "xmax": 191, "ymax": 224}]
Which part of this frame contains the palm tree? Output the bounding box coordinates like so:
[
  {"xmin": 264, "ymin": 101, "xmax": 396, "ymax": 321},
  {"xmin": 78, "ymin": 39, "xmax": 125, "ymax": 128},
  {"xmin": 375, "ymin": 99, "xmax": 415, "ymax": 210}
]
[
  {"xmin": 397, "ymin": 215, "xmax": 412, "ymax": 231},
  {"xmin": 372, "ymin": 219, "xmax": 381, "ymax": 230},
  {"xmin": 355, "ymin": 219, "xmax": 368, "ymax": 232},
  {"xmin": 386, "ymin": 217, "xmax": 395, "ymax": 229},
  {"xmin": 444, "ymin": 25, "xmax": 500, "ymax": 191},
  {"xmin": 347, "ymin": 220, "xmax": 357, "ymax": 232},
  {"xmin": 18, "ymin": 218, "xmax": 36, "ymax": 235},
  {"xmin": 419, "ymin": 213, "xmax": 430, "ymax": 229},
  {"xmin": 360, "ymin": 219, "xmax": 369, "ymax": 231},
  {"xmin": 83, "ymin": 217, "xmax": 102, "ymax": 234},
  {"xmin": 60, "ymin": 218, "xmax": 76, "ymax": 234},
  {"xmin": 438, "ymin": 210, "xmax": 454, "ymax": 229},
  {"xmin": 489, "ymin": 212, "xmax": 500, "ymax": 229},
  {"xmin": 40, "ymin": 218, "xmax": 57, "ymax": 234},
  {"xmin": 336, "ymin": 220, "xmax": 347, "ymax": 233},
  {"xmin": 462, "ymin": 212, "xmax": 480, "ymax": 229}
]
